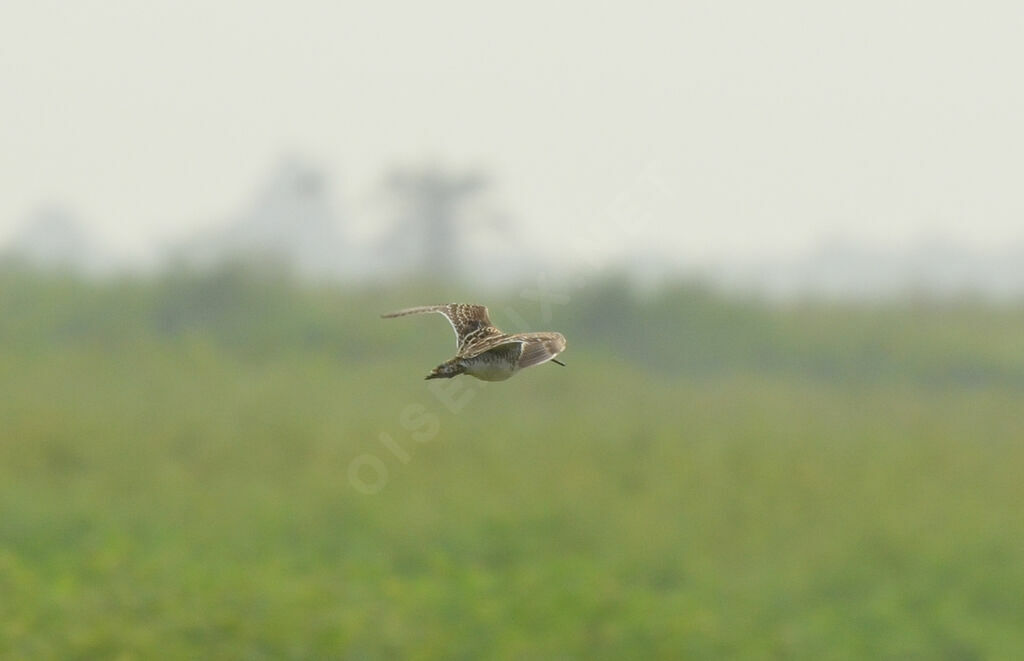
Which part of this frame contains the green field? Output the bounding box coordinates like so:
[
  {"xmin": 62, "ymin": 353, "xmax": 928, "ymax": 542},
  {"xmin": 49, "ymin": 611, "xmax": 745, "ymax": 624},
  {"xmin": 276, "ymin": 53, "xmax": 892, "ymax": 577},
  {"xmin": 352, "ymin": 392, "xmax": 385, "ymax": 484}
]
[{"xmin": 1, "ymin": 269, "xmax": 1023, "ymax": 659}]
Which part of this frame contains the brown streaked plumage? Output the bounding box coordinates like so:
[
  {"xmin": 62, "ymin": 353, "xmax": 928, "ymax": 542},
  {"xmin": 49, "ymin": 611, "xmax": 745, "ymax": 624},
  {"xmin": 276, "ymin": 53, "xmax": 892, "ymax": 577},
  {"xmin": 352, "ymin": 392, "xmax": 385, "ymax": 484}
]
[{"xmin": 380, "ymin": 303, "xmax": 567, "ymax": 381}]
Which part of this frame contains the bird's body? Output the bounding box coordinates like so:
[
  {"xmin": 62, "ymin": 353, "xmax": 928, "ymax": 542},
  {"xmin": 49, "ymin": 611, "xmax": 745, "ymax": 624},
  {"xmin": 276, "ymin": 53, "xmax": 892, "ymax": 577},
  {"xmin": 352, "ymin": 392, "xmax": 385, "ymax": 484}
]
[{"xmin": 381, "ymin": 304, "xmax": 567, "ymax": 381}]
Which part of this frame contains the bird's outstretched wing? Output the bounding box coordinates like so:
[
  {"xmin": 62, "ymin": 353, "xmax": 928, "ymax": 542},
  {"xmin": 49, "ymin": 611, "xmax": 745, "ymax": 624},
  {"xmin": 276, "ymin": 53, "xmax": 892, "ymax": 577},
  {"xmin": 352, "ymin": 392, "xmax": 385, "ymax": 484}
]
[
  {"xmin": 487, "ymin": 332, "xmax": 567, "ymax": 368},
  {"xmin": 381, "ymin": 304, "xmax": 500, "ymax": 350}
]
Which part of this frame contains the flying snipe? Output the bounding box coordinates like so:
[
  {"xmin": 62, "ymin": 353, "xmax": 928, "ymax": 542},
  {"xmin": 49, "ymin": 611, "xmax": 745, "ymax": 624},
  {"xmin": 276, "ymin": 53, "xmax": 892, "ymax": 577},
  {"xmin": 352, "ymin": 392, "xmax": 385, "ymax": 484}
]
[{"xmin": 381, "ymin": 304, "xmax": 567, "ymax": 381}]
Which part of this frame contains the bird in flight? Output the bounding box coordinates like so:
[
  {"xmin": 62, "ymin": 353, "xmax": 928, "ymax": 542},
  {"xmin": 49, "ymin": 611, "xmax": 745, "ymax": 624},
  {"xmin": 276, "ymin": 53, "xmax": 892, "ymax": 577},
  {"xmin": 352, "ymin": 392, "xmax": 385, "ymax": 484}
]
[{"xmin": 381, "ymin": 303, "xmax": 567, "ymax": 381}]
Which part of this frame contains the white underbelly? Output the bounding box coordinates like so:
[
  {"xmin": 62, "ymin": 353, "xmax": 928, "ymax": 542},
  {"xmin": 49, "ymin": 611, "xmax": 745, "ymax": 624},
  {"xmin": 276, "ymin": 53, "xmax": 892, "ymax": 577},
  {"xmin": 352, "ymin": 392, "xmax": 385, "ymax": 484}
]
[{"xmin": 465, "ymin": 362, "xmax": 516, "ymax": 381}]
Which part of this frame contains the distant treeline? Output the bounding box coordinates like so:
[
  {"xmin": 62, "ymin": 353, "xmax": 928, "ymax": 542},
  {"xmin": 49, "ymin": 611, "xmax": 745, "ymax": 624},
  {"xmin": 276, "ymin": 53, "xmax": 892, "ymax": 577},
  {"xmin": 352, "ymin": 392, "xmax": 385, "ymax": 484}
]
[{"xmin": 2, "ymin": 265, "xmax": 1023, "ymax": 388}]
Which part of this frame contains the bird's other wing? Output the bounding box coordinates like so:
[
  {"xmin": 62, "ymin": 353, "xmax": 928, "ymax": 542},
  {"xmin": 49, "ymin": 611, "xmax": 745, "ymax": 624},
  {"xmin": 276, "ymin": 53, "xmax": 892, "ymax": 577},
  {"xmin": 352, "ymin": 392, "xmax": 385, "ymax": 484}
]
[
  {"xmin": 381, "ymin": 304, "xmax": 495, "ymax": 349},
  {"xmin": 474, "ymin": 341, "xmax": 524, "ymax": 364},
  {"xmin": 509, "ymin": 332, "xmax": 567, "ymax": 369}
]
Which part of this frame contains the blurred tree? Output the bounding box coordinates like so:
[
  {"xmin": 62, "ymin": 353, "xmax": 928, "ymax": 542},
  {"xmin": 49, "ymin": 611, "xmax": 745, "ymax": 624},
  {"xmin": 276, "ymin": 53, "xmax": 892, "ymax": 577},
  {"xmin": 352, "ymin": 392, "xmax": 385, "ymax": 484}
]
[
  {"xmin": 382, "ymin": 164, "xmax": 490, "ymax": 279},
  {"xmin": 167, "ymin": 156, "xmax": 350, "ymax": 280},
  {"xmin": 1, "ymin": 205, "xmax": 116, "ymax": 277}
]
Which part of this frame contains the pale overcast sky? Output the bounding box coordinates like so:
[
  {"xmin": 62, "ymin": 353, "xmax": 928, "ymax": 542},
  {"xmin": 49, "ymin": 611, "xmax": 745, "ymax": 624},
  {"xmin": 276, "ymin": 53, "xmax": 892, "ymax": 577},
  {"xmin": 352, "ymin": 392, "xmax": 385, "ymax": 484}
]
[{"xmin": 2, "ymin": 1, "xmax": 1022, "ymax": 266}]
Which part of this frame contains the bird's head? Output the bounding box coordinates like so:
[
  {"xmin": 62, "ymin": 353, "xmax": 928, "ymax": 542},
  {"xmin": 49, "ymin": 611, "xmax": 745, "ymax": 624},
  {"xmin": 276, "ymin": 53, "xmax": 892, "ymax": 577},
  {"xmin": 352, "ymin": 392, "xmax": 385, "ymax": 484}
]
[{"xmin": 425, "ymin": 360, "xmax": 465, "ymax": 380}]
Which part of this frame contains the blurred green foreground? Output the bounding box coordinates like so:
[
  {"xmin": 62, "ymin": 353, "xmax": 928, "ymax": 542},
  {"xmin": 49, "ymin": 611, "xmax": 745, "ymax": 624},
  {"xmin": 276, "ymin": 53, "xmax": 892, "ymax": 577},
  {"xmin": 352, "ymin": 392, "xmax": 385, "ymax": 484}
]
[{"xmin": 1, "ymin": 269, "xmax": 1023, "ymax": 659}]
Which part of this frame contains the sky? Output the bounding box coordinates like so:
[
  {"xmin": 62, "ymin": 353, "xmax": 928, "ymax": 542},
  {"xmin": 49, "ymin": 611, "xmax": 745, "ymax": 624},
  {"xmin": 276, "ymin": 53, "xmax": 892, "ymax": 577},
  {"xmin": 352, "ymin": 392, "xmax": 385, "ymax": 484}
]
[{"xmin": 2, "ymin": 1, "xmax": 1023, "ymax": 268}]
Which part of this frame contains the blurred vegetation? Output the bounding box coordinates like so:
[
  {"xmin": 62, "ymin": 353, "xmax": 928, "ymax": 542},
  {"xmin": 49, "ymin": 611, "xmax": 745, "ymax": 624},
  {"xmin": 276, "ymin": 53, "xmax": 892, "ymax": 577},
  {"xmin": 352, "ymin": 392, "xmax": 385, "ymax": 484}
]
[{"xmin": 1, "ymin": 266, "xmax": 1023, "ymax": 659}]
